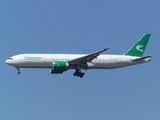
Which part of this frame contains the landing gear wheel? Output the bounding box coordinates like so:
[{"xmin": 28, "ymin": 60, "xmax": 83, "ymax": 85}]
[
  {"xmin": 73, "ymin": 69, "xmax": 85, "ymax": 78},
  {"xmin": 73, "ymin": 73, "xmax": 76, "ymax": 76},
  {"xmin": 80, "ymin": 72, "xmax": 85, "ymax": 78},
  {"xmin": 16, "ymin": 67, "xmax": 21, "ymax": 74}
]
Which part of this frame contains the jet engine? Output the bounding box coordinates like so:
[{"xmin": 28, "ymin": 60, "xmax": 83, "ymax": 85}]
[{"xmin": 50, "ymin": 61, "xmax": 69, "ymax": 74}]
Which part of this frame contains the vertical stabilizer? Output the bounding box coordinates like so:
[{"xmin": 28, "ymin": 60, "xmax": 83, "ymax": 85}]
[{"xmin": 124, "ymin": 34, "xmax": 151, "ymax": 57}]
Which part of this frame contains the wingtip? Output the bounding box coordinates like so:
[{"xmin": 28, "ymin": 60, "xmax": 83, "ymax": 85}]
[
  {"xmin": 148, "ymin": 55, "xmax": 153, "ymax": 57},
  {"xmin": 104, "ymin": 48, "xmax": 110, "ymax": 50}
]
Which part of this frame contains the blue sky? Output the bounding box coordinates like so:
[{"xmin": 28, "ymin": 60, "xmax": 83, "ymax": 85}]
[{"xmin": 1, "ymin": 0, "xmax": 159, "ymax": 120}]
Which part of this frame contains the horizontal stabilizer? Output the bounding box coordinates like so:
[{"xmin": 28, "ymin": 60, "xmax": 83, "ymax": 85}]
[{"xmin": 132, "ymin": 55, "xmax": 152, "ymax": 61}]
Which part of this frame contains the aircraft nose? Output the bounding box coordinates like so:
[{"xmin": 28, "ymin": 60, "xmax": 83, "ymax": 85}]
[
  {"xmin": 5, "ymin": 59, "xmax": 10, "ymax": 64},
  {"xmin": 5, "ymin": 59, "xmax": 13, "ymax": 65}
]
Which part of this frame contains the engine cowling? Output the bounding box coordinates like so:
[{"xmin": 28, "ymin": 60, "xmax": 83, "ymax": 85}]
[{"xmin": 50, "ymin": 61, "xmax": 69, "ymax": 74}]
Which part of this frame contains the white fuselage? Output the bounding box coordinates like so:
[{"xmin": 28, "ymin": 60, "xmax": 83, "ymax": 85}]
[{"xmin": 5, "ymin": 54, "xmax": 151, "ymax": 69}]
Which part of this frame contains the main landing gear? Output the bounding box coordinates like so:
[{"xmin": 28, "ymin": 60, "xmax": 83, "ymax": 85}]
[
  {"xmin": 73, "ymin": 69, "xmax": 85, "ymax": 78},
  {"xmin": 16, "ymin": 67, "xmax": 21, "ymax": 74}
]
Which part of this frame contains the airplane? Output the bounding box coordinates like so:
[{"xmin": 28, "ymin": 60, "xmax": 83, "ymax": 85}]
[{"xmin": 5, "ymin": 34, "xmax": 152, "ymax": 78}]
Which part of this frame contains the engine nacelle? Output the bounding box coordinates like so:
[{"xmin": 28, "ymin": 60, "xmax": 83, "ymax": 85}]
[{"xmin": 50, "ymin": 61, "xmax": 69, "ymax": 74}]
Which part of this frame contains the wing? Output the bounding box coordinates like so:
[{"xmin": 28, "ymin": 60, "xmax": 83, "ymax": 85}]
[{"xmin": 68, "ymin": 48, "xmax": 110, "ymax": 65}]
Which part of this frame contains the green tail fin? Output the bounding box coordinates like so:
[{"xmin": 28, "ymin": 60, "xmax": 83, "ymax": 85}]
[{"xmin": 124, "ymin": 34, "xmax": 151, "ymax": 57}]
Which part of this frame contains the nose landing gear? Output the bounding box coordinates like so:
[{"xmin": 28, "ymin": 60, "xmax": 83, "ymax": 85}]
[{"xmin": 16, "ymin": 67, "xmax": 21, "ymax": 74}]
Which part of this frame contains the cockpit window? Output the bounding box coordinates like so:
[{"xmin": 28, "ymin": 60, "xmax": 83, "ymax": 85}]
[{"xmin": 8, "ymin": 58, "xmax": 13, "ymax": 60}]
